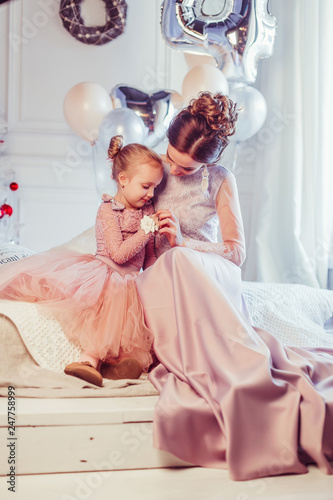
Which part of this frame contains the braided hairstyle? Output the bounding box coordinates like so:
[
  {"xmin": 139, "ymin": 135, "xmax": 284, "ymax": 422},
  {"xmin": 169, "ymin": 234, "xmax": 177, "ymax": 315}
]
[
  {"xmin": 108, "ymin": 135, "xmax": 163, "ymax": 182},
  {"xmin": 167, "ymin": 92, "xmax": 238, "ymax": 164}
]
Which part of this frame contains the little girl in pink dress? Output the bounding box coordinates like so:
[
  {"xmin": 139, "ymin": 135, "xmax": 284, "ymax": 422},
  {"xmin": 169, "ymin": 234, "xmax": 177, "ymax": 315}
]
[{"xmin": 0, "ymin": 135, "xmax": 163, "ymax": 386}]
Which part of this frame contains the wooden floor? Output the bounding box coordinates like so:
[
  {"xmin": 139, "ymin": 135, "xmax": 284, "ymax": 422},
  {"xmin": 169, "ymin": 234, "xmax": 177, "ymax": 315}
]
[
  {"xmin": 1, "ymin": 466, "xmax": 333, "ymax": 500},
  {"xmin": 1, "ymin": 397, "xmax": 333, "ymax": 499}
]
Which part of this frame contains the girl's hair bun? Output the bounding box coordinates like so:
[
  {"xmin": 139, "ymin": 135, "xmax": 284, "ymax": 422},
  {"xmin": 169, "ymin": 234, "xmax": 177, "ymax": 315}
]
[
  {"xmin": 108, "ymin": 135, "xmax": 124, "ymax": 160},
  {"xmin": 109, "ymin": 138, "xmax": 163, "ymax": 182},
  {"xmin": 188, "ymin": 92, "xmax": 237, "ymax": 139}
]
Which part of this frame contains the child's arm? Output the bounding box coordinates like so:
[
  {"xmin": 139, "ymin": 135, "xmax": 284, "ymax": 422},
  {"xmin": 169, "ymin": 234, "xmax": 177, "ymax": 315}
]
[
  {"xmin": 97, "ymin": 204, "xmax": 151, "ymax": 265},
  {"xmin": 143, "ymin": 235, "xmax": 157, "ymax": 269},
  {"xmin": 142, "ymin": 203, "xmax": 158, "ymax": 269}
]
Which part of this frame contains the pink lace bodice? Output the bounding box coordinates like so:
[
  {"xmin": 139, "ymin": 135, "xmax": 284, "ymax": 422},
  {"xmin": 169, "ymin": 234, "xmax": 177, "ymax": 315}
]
[
  {"xmin": 95, "ymin": 199, "xmax": 156, "ymax": 271},
  {"xmin": 154, "ymin": 164, "xmax": 246, "ymax": 266}
]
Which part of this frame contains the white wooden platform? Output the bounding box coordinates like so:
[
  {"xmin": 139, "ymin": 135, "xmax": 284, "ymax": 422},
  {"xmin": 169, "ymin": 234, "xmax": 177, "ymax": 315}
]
[
  {"xmin": 1, "ymin": 396, "xmax": 333, "ymax": 499},
  {"xmin": 0, "ymin": 396, "xmax": 189, "ymax": 476}
]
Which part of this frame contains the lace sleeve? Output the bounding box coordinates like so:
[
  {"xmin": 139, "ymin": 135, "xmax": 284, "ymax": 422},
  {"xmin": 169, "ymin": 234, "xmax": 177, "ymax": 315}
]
[
  {"xmin": 143, "ymin": 237, "xmax": 157, "ymax": 269},
  {"xmin": 184, "ymin": 238, "xmax": 236, "ymax": 260},
  {"xmin": 184, "ymin": 173, "xmax": 246, "ymax": 266},
  {"xmin": 97, "ymin": 204, "xmax": 151, "ymax": 264}
]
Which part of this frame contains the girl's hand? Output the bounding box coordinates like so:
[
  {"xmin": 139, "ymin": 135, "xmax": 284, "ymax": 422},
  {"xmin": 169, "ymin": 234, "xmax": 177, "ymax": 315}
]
[
  {"xmin": 150, "ymin": 213, "xmax": 160, "ymax": 227},
  {"xmin": 156, "ymin": 209, "xmax": 185, "ymax": 248}
]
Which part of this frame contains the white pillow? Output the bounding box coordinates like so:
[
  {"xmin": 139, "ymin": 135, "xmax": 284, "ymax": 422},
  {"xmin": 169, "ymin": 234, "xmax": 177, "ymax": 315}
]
[
  {"xmin": 242, "ymin": 281, "xmax": 333, "ymax": 347},
  {"xmin": 50, "ymin": 226, "xmax": 96, "ymax": 254},
  {"xmin": 0, "ymin": 243, "xmax": 36, "ymax": 268}
]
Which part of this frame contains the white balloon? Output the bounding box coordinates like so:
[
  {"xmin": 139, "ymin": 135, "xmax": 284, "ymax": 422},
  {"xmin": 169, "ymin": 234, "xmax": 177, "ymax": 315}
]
[
  {"xmin": 229, "ymin": 85, "xmax": 267, "ymax": 142},
  {"xmin": 63, "ymin": 82, "xmax": 113, "ymax": 143},
  {"xmin": 182, "ymin": 64, "xmax": 229, "ymax": 104},
  {"xmin": 184, "ymin": 52, "xmax": 217, "ymax": 68},
  {"xmin": 170, "ymin": 90, "xmax": 184, "ymax": 111},
  {"xmin": 98, "ymin": 108, "xmax": 147, "ymax": 149}
]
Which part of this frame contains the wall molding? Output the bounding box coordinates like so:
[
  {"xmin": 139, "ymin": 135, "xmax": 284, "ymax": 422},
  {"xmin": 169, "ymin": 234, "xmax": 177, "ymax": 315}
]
[
  {"xmin": 0, "ymin": 3, "xmax": 9, "ymax": 121},
  {"xmin": 3, "ymin": 0, "xmax": 257, "ymax": 251},
  {"xmin": 7, "ymin": 0, "xmax": 68, "ymax": 132}
]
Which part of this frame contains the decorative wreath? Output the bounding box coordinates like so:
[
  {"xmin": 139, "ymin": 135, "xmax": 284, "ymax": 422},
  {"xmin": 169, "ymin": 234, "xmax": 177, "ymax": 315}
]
[{"xmin": 59, "ymin": 0, "xmax": 128, "ymax": 45}]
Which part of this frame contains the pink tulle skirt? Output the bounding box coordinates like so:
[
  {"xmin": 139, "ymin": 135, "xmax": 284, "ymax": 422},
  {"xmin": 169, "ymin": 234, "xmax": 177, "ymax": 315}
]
[{"xmin": 0, "ymin": 250, "xmax": 153, "ymax": 371}]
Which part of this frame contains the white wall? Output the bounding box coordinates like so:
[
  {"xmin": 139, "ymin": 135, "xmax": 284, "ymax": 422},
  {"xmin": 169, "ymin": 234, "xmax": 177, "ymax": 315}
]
[{"xmin": 0, "ymin": 0, "xmax": 254, "ymax": 256}]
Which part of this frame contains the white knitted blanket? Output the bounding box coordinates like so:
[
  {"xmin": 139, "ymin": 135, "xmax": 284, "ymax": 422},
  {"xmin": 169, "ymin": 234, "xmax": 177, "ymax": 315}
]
[
  {"xmin": 242, "ymin": 282, "xmax": 333, "ymax": 347},
  {"xmin": 0, "ymin": 300, "xmax": 83, "ymax": 372},
  {"xmin": 1, "ymin": 281, "xmax": 332, "ymax": 373},
  {"xmin": 1, "ymin": 236, "xmax": 333, "ymax": 373}
]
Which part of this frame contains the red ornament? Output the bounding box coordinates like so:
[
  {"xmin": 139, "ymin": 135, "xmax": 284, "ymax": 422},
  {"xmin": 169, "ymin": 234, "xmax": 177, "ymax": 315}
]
[
  {"xmin": 1, "ymin": 204, "xmax": 13, "ymax": 216},
  {"xmin": 0, "ymin": 207, "xmax": 4, "ymax": 219},
  {"xmin": 10, "ymin": 182, "xmax": 19, "ymax": 191}
]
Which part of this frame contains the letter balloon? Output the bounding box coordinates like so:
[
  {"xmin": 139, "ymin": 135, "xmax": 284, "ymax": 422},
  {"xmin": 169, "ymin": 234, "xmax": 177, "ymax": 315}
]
[{"xmin": 161, "ymin": 0, "xmax": 277, "ymax": 84}]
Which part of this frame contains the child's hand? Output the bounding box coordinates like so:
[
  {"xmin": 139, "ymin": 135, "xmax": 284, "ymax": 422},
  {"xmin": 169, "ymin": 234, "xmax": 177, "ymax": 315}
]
[{"xmin": 151, "ymin": 213, "xmax": 160, "ymax": 229}]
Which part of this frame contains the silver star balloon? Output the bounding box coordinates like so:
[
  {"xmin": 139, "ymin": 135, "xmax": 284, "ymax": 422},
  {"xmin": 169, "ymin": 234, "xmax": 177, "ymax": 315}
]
[{"xmin": 110, "ymin": 85, "xmax": 182, "ymax": 147}]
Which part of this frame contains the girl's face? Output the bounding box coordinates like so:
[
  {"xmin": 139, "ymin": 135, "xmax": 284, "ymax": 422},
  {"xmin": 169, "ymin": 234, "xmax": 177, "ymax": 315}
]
[
  {"xmin": 164, "ymin": 144, "xmax": 204, "ymax": 176},
  {"xmin": 118, "ymin": 162, "xmax": 163, "ymax": 210}
]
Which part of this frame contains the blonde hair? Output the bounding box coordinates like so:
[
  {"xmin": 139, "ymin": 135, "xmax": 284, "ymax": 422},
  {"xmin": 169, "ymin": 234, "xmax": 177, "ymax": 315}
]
[{"xmin": 108, "ymin": 135, "xmax": 163, "ymax": 182}]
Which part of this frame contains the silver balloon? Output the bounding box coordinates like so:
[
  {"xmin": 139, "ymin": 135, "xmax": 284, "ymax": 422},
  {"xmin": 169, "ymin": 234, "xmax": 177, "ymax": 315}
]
[
  {"xmin": 111, "ymin": 85, "xmax": 181, "ymax": 147},
  {"xmin": 93, "ymin": 107, "xmax": 147, "ymax": 197},
  {"xmin": 92, "ymin": 141, "xmax": 117, "ymax": 198},
  {"xmin": 98, "ymin": 107, "xmax": 147, "ymax": 149},
  {"xmin": 161, "ymin": 0, "xmax": 277, "ymax": 84}
]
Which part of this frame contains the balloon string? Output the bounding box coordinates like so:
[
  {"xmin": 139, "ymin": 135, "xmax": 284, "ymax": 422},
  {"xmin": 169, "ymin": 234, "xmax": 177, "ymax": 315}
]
[
  {"xmin": 232, "ymin": 142, "xmax": 240, "ymax": 172},
  {"xmin": 91, "ymin": 143, "xmax": 100, "ymax": 196}
]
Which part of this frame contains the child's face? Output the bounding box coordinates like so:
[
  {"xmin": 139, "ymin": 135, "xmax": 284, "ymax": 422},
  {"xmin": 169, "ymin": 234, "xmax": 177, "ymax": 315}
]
[{"xmin": 120, "ymin": 162, "xmax": 163, "ymax": 209}]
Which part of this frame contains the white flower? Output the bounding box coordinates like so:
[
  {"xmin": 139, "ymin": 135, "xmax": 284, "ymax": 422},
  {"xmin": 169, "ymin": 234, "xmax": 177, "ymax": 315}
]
[{"xmin": 140, "ymin": 215, "xmax": 158, "ymax": 235}]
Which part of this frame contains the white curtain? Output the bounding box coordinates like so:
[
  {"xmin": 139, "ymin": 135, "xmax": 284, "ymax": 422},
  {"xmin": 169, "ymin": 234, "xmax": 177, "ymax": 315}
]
[{"xmin": 242, "ymin": 0, "xmax": 333, "ymax": 288}]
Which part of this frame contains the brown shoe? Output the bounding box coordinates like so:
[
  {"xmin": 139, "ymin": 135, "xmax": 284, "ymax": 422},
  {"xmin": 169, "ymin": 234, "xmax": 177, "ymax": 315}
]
[
  {"xmin": 100, "ymin": 358, "xmax": 142, "ymax": 380},
  {"xmin": 64, "ymin": 361, "xmax": 103, "ymax": 387}
]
